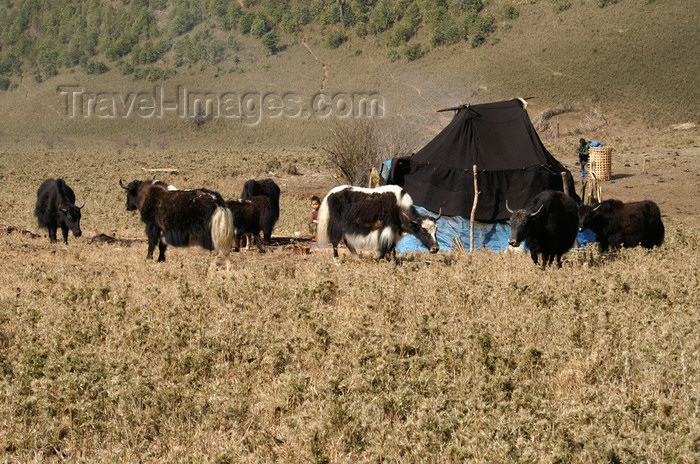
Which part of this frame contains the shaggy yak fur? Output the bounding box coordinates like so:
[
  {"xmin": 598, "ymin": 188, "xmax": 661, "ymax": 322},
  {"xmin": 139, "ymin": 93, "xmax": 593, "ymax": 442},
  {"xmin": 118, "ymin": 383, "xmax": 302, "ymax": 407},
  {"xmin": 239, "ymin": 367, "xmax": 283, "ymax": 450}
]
[
  {"xmin": 120, "ymin": 179, "xmax": 233, "ymax": 262},
  {"xmin": 578, "ymin": 199, "xmax": 664, "ymax": 252},
  {"xmin": 507, "ymin": 190, "xmax": 578, "ymax": 268},
  {"xmin": 35, "ymin": 178, "xmax": 84, "ymax": 244},
  {"xmin": 316, "ymin": 185, "xmax": 440, "ymax": 259},
  {"xmin": 225, "ymin": 196, "xmax": 272, "ymax": 252},
  {"xmin": 240, "ymin": 178, "xmax": 280, "ymax": 245}
]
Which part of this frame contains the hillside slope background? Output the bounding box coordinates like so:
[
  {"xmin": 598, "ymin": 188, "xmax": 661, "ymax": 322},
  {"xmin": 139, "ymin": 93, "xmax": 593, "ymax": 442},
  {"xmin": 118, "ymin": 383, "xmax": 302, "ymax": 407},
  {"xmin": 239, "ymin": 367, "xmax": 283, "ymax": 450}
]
[{"xmin": 0, "ymin": 0, "xmax": 697, "ymax": 149}]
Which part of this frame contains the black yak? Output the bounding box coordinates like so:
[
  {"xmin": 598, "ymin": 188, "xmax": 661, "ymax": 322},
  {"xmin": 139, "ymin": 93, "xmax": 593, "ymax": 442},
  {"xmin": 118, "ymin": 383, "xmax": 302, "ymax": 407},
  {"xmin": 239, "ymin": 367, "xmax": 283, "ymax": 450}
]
[
  {"xmin": 35, "ymin": 178, "xmax": 84, "ymax": 244},
  {"xmin": 120, "ymin": 179, "xmax": 233, "ymax": 262},
  {"xmin": 507, "ymin": 190, "xmax": 578, "ymax": 268},
  {"xmin": 240, "ymin": 178, "xmax": 280, "ymax": 245},
  {"xmin": 225, "ymin": 196, "xmax": 271, "ymax": 252},
  {"xmin": 316, "ymin": 185, "xmax": 440, "ymax": 259},
  {"xmin": 578, "ymin": 199, "xmax": 664, "ymax": 252}
]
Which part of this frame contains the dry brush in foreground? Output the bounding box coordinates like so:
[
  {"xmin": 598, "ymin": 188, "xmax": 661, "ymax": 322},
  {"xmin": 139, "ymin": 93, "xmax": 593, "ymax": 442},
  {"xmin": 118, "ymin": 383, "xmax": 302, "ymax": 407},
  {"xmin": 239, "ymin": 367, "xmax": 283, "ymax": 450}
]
[{"xmin": 0, "ymin": 224, "xmax": 698, "ymax": 463}]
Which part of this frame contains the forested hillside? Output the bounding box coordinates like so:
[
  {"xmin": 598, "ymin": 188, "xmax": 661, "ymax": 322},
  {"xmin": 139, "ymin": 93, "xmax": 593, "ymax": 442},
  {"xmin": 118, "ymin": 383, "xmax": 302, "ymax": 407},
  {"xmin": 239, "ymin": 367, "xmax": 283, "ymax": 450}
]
[
  {"xmin": 0, "ymin": 0, "xmax": 696, "ymax": 147},
  {"xmin": 0, "ymin": 0, "xmax": 584, "ymax": 87}
]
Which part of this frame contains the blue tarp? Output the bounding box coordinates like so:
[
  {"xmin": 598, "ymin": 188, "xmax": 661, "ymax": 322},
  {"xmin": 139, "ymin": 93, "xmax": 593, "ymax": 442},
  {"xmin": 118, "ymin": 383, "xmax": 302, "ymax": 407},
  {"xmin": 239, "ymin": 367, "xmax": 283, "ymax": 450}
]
[{"xmin": 397, "ymin": 206, "xmax": 597, "ymax": 253}]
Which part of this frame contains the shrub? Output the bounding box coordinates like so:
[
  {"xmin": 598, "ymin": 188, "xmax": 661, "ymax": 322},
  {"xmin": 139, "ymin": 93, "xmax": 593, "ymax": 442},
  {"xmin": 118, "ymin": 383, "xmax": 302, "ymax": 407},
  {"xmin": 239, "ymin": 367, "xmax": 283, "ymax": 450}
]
[
  {"xmin": 37, "ymin": 47, "xmax": 59, "ymax": 78},
  {"xmin": 463, "ymin": 12, "xmax": 496, "ymax": 47},
  {"xmin": 388, "ymin": 21, "xmax": 415, "ymax": 46},
  {"xmin": 222, "ymin": 4, "xmax": 243, "ymax": 30},
  {"xmin": 0, "ymin": 76, "xmax": 11, "ymax": 91},
  {"xmin": 291, "ymin": 3, "xmax": 313, "ymax": 26},
  {"xmin": 169, "ymin": 2, "xmax": 202, "ymax": 36},
  {"xmin": 427, "ymin": 6, "xmax": 461, "ymax": 46},
  {"xmin": 227, "ymin": 36, "xmax": 241, "ymax": 52},
  {"xmin": 501, "ymin": 4, "xmax": 520, "ymax": 19},
  {"xmin": 105, "ymin": 33, "xmax": 136, "ymax": 61},
  {"xmin": 318, "ymin": 2, "xmax": 341, "ymax": 26},
  {"xmin": 323, "ymin": 119, "xmax": 383, "ymax": 186},
  {"xmin": 238, "ymin": 12, "xmax": 257, "ymax": 34},
  {"xmin": 355, "ymin": 20, "xmax": 368, "ymax": 37},
  {"xmin": 430, "ymin": 17, "xmax": 461, "ymax": 46},
  {"xmin": 341, "ymin": 3, "xmax": 357, "ymax": 27},
  {"xmin": 250, "ymin": 17, "xmax": 270, "ymax": 38},
  {"xmin": 0, "ymin": 52, "xmax": 20, "ymax": 75},
  {"xmin": 450, "ymin": 0, "xmax": 485, "ymax": 13},
  {"xmin": 83, "ymin": 60, "xmax": 109, "ymax": 75},
  {"xmin": 261, "ymin": 31, "xmax": 279, "ymax": 56},
  {"xmin": 325, "ymin": 31, "xmax": 347, "ymax": 49},
  {"xmin": 553, "ymin": 0, "xmax": 571, "ymax": 11},
  {"xmin": 403, "ymin": 43, "xmax": 422, "ymax": 61},
  {"xmin": 280, "ymin": 12, "xmax": 300, "ymax": 33},
  {"xmin": 118, "ymin": 60, "xmax": 135, "ymax": 75},
  {"xmin": 387, "ymin": 48, "xmax": 400, "ymax": 62},
  {"xmin": 133, "ymin": 65, "xmax": 174, "ymax": 82},
  {"xmin": 368, "ymin": 3, "xmax": 394, "ymax": 34}
]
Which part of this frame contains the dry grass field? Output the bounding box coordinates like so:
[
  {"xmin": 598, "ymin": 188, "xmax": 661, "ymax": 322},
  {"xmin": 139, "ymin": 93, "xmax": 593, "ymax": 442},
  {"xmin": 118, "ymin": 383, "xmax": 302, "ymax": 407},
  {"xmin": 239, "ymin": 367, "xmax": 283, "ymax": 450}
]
[{"xmin": 1, "ymin": 129, "xmax": 699, "ymax": 462}]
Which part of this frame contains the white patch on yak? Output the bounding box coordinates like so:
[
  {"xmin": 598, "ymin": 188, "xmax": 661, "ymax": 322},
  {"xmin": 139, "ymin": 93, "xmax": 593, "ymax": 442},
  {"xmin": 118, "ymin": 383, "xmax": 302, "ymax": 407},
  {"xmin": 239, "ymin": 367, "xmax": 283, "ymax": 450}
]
[
  {"xmin": 345, "ymin": 226, "xmax": 399, "ymax": 254},
  {"xmin": 325, "ymin": 185, "xmax": 413, "ymax": 212},
  {"xmin": 421, "ymin": 218, "xmax": 438, "ymax": 239},
  {"xmin": 317, "ymin": 185, "xmax": 415, "ymax": 249}
]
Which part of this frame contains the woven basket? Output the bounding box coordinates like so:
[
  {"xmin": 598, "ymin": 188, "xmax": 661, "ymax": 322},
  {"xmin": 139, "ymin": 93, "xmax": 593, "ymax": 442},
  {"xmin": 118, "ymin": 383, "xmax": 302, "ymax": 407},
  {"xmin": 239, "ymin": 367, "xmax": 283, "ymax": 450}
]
[
  {"xmin": 589, "ymin": 146, "xmax": 612, "ymax": 181},
  {"xmin": 293, "ymin": 245, "xmax": 310, "ymax": 255}
]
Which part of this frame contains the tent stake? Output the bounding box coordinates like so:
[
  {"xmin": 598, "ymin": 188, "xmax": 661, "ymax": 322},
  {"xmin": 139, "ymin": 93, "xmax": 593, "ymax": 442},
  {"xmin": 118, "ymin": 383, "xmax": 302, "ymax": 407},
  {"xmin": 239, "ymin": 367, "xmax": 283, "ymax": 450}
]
[{"xmin": 470, "ymin": 165, "xmax": 479, "ymax": 252}]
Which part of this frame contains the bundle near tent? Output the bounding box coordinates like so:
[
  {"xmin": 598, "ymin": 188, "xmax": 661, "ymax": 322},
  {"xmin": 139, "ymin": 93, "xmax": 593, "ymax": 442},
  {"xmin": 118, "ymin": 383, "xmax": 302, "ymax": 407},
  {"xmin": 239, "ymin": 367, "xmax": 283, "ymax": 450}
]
[{"xmin": 386, "ymin": 98, "xmax": 581, "ymax": 251}]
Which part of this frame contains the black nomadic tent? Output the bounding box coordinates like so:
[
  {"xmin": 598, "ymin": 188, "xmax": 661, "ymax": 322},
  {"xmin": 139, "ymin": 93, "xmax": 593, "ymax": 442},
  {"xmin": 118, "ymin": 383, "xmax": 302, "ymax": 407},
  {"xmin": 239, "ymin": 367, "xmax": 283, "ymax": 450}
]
[{"xmin": 392, "ymin": 99, "xmax": 577, "ymax": 222}]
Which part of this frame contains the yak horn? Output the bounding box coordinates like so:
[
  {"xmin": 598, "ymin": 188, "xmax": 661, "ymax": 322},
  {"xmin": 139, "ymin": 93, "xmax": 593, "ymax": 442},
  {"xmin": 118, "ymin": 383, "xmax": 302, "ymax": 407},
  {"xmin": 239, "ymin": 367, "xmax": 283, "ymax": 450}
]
[
  {"xmin": 592, "ymin": 204, "xmax": 602, "ymax": 212},
  {"xmin": 435, "ymin": 208, "xmax": 442, "ymax": 221},
  {"xmin": 505, "ymin": 200, "xmax": 514, "ymax": 213},
  {"xmin": 119, "ymin": 179, "xmax": 128, "ymax": 190},
  {"xmin": 78, "ymin": 201, "xmax": 86, "ymax": 209},
  {"xmin": 529, "ymin": 205, "xmax": 544, "ymax": 217}
]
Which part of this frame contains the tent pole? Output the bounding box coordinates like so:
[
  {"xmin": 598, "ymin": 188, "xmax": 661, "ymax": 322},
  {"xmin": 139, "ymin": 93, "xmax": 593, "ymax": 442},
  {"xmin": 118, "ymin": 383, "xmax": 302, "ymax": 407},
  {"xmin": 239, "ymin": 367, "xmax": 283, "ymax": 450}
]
[
  {"xmin": 470, "ymin": 165, "xmax": 479, "ymax": 252},
  {"xmin": 561, "ymin": 171, "xmax": 580, "ymax": 248}
]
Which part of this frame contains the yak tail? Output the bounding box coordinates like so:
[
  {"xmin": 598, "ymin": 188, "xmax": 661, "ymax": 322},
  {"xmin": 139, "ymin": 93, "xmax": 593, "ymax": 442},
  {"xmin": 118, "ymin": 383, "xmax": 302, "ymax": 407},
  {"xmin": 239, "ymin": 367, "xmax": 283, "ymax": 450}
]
[
  {"xmin": 316, "ymin": 195, "xmax": 331, "ymax": 245},
  {"xmin": 210, "ymin": 206, "xmax": 234, "ymax": 255}
]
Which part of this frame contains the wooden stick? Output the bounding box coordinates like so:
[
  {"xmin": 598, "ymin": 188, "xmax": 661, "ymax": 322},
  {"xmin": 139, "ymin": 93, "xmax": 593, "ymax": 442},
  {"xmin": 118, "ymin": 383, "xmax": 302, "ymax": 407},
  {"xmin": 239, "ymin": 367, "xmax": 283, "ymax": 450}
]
[
  {"xmin": 141, "ymin": 167, "xmax": 179, "ymax": 172},
  {"xmin": 436, "ymin": 104, "xmax": 468, "ymax": 113},
  {"xmin": 470, "ymin": 165, "xmax": 479, "ymax": 252},
  {"xmin": 563, "ymin": 171, "xmax": 580, "ymax": 248},
  {"xmin": 561, "ymin": 171, "xmax": 570, "ymax": 196},
  {"xmin": 436, "ymin": 97, "xmax": 534, "ymax": 113}
]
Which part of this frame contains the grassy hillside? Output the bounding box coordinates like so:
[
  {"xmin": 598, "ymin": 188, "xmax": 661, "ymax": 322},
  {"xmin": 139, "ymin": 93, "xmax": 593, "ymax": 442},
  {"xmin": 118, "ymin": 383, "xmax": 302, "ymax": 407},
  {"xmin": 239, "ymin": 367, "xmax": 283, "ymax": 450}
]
[{"xmin": 0, "ymin": 0, "xmax": 697, "ymax": 148}]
